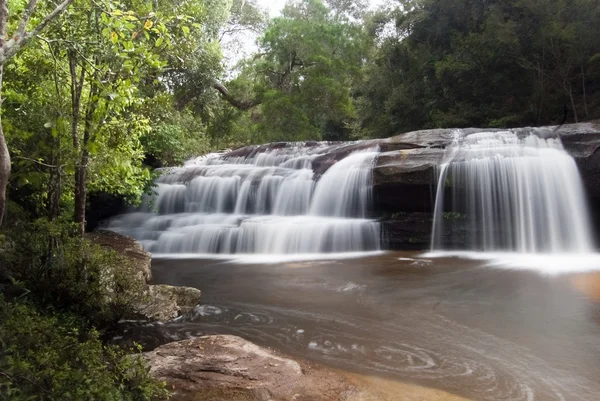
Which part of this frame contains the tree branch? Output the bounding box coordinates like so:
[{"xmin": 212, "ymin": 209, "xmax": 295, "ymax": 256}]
[
  {"xmin": 16, "ymin": 0, "xmax": 38, "ymax": 39},
  {"xmin": 0, "ymin": 0, "xmax": 73, "ymax": 65},
  {"xmin": 212, "ymin": 80, "xmax": 262, "ymax": 110},
  {"xmin": 15, "ymin": 155, "xmax": 64, "ymax": 169}
]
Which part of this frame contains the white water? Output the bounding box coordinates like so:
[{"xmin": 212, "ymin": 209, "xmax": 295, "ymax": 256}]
[
  {"xmin": 431, "ymin": 129, "xmax": 594, "ymax": 253},
  {"xmin": 107, "ymin": 144, "xmax": 381, "ymax": 255},
  {"xmin": 424, "ymin": 251, "xmax": 600, "ymax": 275}
]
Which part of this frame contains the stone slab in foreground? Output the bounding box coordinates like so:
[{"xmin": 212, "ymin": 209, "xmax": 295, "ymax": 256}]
[{"xmin": 144, "ymin": 334, "xmax": 359, "ymax": 401}]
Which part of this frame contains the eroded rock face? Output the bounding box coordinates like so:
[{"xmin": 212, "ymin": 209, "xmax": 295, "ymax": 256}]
[
  {"xmin": 559, "ymin": 121, "xmax": 600, "ymax": 199},
  {"xmin": 144, "ymin": 335, "xmax": 360, "ymax": 401}
]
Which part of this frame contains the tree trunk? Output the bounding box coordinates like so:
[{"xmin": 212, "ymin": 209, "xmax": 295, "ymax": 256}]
[
  {"xmin": 74, "ymin": 83, "xmax": 98, "ymax": 234},
  {"xmin": 74, "ymin": 155, "xmax": 86, "ymax": 234},
  {"xmin": 0, "ymin": 0, "xmax": 8, "ymax": 227},
  {"xmin": 581, "ymin": 64, "xmax": 589, "ymax": 118},
  {"xmin": 70, "ymin": 53, "xmax": 85, "ymax": 233},
  {"xmin": 567, "ymin": 82, "xmax": 578, "ymax": 123},
  {"xmin": 212, "ymin": 80, "xmax": 262, "ymax": 110},
  {"xmin": 0, "ymin": 100, "xmax": 9, "ymax": 227},
  {"xmin": 69, "ymin": 51, "xmax": 84, "ymax": 148},
  {"xmin": 536, "ymin": 64, "xmax": 545, "ymax": 125}
]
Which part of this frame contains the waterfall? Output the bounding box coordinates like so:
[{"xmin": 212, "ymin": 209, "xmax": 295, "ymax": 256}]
[
  {"xmin": 431, "ymin": 129, "xmax": 594, "ymax": 253},
  {"xmin": 107, "ymin": 144, "xmax": 381, "ymax": 255}
]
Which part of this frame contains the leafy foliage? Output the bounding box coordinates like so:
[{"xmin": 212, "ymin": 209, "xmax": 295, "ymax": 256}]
[
  {"xmin": 219, "ymin": 0, "xmax": 368, "ymax": 143},
  {"xmin": 0, "ymin": 218, "xmax": 147, "ymax": 328},
  {"xmin": 357, "ymin": 0, "xmax": 600, "ymax": 137},
  {"xmin": 0, "ymin": 298, "xmax": 168, "ymax": 401}
]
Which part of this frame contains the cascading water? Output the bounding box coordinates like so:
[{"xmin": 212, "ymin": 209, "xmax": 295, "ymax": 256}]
[
  {"xmin": 107, "ymin": 144, "xmax": 381, "ymax": 255},
  {"xmin": 431, "ymin": 129, "xmax": 594, "ymax": 253}
]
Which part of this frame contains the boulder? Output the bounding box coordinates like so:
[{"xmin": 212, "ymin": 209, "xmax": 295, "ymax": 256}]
[
  {"xmin": 144, "ymin": 334, "xmax": 360, "ymax": 401},
  {"xmin": 89, "ymin": 230, "xmax": 202, "ymax": 322},
  {"xmin": 137, "ymin": 285, "xmax": 202, "ymax": 322},
  {"xmin": 87, "ymin": 230, "xmax": 152, "ymax": 282}
]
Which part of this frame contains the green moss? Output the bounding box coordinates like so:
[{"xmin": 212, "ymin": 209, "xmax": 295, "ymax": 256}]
[{"xmin": 442, "ymin": 212, "xmax": 465, "ymax": 220}]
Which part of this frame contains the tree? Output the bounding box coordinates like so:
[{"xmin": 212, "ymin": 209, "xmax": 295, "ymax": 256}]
[
  {"xmin": 3, "ymin": 0, "xmax": 238, "ymax": 232},
  {"xmin": 215, "ymin": 0, "xmax": 368, "ymax": 143},
  {"xmin": 0, "ymin": 0, "xmax": 73, "ymax": 226},
  {"xmin": 357, "ymin": 0, "xmax": 600, "ymax": 138}
]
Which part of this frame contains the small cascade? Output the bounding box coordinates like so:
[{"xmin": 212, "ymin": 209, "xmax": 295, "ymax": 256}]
[
  {"xmin": 431, "ymin": 129, "xmax": 594, "ymax": 253},
  {"xmin": 107, "ymin": 144, "xmax": 381, "ymax": 255}
]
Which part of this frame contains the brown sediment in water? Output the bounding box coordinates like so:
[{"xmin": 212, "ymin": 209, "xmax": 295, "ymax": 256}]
[
  {"xmin": 569, "ymin": 272, "xmax": 600, "ymax": 301},
  {"xmin": 341, "ymin": 372, "xmax": 475, "ymax": 401}
]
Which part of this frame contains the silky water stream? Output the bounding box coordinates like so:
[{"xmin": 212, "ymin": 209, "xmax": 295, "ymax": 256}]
[{"xmin": 108, "ymin": 143, "xmax": 381, "ymax": 257}]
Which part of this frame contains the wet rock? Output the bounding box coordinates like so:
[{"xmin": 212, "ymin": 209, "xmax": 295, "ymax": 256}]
[
  {"xmin": 382, "ymin": 213, "xmax": 435, "ymax": 250},
  {"xmin": 311, "ymin": 140, "xmax": 380, "ymax": 177},
  {"xmin": 144, "ymin": 334, "xmax": 360, "ymax": 401},
  {"xmin": 137, "ymin": 285, "xmax": 202, "ymax": 322},
  {"xmin": 373, "ymin": 120, "xmax": 600, "ymax": 249},
  {"xmin": 558, "ymin": 121, "xmax": 600, "ymax": 199},
  {"xmin": 372, "ymin": 120, "xmax": 600, "ymax": 212},
  {"xmin": 87, "ymin": 230, "xmax": 152, "ymax": 282},
  {"xmin": 382, "ymin": 213, "xmax": 474, "ymax": 251}
]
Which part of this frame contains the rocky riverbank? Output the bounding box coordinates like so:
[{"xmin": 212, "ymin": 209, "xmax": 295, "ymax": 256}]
[
  {"xmin": 89, "ymin": 230, "xmax": 202, "ymax": 321},
  {"xmin": 90, "ymin": 230, "xmax": 474, "ymax": 401},
  {"xmin": 144, "ymin": 334, "xmax": 473, "ymax": 401},
  {"xmin": 144, "ymin": 334, "xmax": 357, "ymax": 401}
]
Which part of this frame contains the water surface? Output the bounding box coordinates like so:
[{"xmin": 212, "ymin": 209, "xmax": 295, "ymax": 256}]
[{"xmin": 124, "ymin": 253, "xmax": 600, "ymax": 401}]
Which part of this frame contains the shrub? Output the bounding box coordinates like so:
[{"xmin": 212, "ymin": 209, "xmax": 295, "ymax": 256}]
[
  {"xmin": 0, "ymin": 298, "xmax": 168, "ymax": 401},
  {"xmin": 0, "ymin": 219, "xmax": 147, "ymax": 328}
]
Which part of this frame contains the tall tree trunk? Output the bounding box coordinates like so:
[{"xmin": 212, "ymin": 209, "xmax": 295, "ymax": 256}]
[
  {"xmin": 567, "ymin": 82, "xmax": 578, "ymax": 123},
  {"xmin": 0, "ymin": 0, "xmax": 9, "ymax": 227},
  {"xmin": 70, "ymin": 53, "xmax": 85, "ymax": 233},
  {"xmin": 74, "ymin": 154, "xmax": 86, "ymax": 234},
  {"xmin": 47, "ymin": 136, "xmax": 61, "ymax": 220},
  {"xmin": 0, "ymin": 101, "xmax": 9, "ymax": 227},
  {"xmin": 536, "ymin": 64, "xmax": 545, "ymax": 125},
  {"xmin": 74, "ymin": 84, "xmax": 98, "ymax": 235},
  {"xmin": 581, "ymin": 64, "xmax": 589, "ymax": 118},
  {"xmin": 69, "ymin": 51, "xmax": 84, "ymax": 149}
]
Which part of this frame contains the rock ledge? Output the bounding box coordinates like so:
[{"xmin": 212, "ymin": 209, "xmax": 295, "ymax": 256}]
[
  {"xmin": 89, "ymin": 230, "xmax": 202, "ymax": 322},
  {"xmin": 144, "ymin": 334, "xmax": 360, "ymax": 401}
]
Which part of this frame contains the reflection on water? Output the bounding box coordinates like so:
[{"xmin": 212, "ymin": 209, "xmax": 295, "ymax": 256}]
[{"xmin": 117, "ymin": 253, "xmax": 600, "ymax": 401}]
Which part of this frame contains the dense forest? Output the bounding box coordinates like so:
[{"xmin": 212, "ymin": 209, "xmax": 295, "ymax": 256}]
[{"xmin": 0, "ymin": 0, "xmax": 599, "ymax": 399}]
